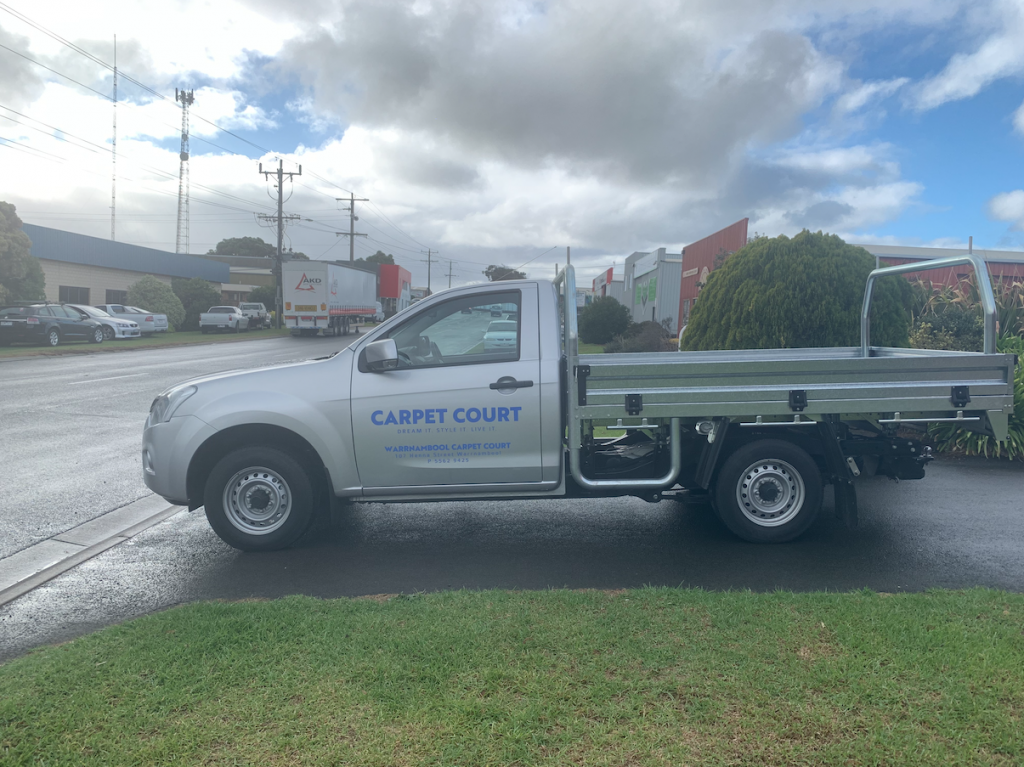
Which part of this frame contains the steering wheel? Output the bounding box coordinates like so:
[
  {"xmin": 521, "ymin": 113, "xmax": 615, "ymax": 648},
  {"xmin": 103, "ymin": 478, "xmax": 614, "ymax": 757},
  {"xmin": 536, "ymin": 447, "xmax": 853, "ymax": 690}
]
[{"xmin": 430, "ymin": 341, "xmax": 445, "ymax": 364}]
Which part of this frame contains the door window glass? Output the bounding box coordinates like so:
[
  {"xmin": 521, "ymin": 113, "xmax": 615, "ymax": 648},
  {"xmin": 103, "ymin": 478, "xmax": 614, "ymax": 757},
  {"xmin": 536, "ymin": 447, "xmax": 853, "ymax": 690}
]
[{"xmin": 385, "ymin": 291, "xmax": 521, "ymax": 369}]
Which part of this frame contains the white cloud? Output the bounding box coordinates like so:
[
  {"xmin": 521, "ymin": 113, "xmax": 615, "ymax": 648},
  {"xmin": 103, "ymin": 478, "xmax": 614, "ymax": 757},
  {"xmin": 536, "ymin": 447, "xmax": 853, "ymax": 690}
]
[
  {"xmin": 989, "ymin": 189, "xmax": 1024, "ymax": 230},
  {"xmin": 834, "ymin": 78, "xmax": 909, "ymax": 114},
  {"xmin": 913, "ymin": 0, "xmax": 1024, "ymax": 110}
]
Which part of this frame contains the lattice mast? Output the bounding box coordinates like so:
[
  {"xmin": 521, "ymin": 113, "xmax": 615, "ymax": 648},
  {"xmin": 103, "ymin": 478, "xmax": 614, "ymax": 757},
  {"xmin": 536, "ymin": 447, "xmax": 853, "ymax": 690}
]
[
  {"xmin": 110, "ymin": 35, "xmax": 117, "ymax": 240},
  {"xmin": 174, "ymin": 88, "xmax": 195, "ymax": 254}
]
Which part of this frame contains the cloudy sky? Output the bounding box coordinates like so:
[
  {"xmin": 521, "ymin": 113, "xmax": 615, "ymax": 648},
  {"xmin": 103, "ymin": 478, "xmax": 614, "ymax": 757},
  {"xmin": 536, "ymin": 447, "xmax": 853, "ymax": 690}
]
[{"xmin": 1, "ymin": 0, "xmax": 1023, "ymax": 289}]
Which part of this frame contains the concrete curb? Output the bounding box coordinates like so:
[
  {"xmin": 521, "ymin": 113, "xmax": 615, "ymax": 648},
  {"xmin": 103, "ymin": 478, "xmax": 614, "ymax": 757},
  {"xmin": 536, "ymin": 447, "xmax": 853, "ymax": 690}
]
[{"xmin": 0, "ymin": 496, "xmax": 184, "ymax": 607}]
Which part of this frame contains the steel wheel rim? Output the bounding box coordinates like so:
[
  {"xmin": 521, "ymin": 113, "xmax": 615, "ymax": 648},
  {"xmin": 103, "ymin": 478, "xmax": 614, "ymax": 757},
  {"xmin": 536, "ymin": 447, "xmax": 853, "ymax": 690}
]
[
  {"xmin": 222, "ymin": 466, "xmax": 292, "ymax": 535},
  {"xmin": 735, "ymin": 458, "xmax": 805, "ymax": 527}
]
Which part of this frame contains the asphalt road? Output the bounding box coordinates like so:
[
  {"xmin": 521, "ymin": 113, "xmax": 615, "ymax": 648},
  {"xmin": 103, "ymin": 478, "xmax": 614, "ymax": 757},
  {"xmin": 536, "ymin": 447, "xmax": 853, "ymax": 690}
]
[
  {"xmin": 0, "ymin": 332, "xmax": 359, "ymax": 560},
  {"xmin": 1, "ymin": 332, "xmax": 1022, "ymax": 663}
]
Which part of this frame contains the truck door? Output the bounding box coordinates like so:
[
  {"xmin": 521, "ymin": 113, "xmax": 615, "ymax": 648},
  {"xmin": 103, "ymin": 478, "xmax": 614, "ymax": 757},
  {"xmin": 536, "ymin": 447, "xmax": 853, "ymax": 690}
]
[{"xmin": 350, "ymin": 286, "xmax": 545, "ymax": 493}]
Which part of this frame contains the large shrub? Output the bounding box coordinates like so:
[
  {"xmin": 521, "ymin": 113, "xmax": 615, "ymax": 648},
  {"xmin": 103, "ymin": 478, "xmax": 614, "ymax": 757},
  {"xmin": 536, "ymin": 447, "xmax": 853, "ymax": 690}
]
[
  {"xmin": 681, "ymin": 231, "xmax": 911, "ymax": 351},
  {"xmin": 579, "ymin": 296, "xmax": 631, "ymax": 344},
  {"xmin": 246, "ymin": 285, "xmax": 277, "ymax": 308},
  {"xmin": 127, "ymin": 275, "xmax": 185, "ymax": 331},
  {"xmin": 172, "ymin": 277, "xmax": 222, "ymax": 331},
  {"xmin": 603, "ymin": 320, "xmax": 674, "ymax": 353},
  {"xmin": 929, "ymin": 334, "xmax": 1024, "ymax": 460}
]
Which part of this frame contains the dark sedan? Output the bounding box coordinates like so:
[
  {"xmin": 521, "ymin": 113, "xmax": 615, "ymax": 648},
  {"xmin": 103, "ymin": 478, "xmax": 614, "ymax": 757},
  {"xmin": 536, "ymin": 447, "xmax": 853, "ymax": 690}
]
[{"xmin": 0, "ymin": 304, "xmax": 105, "ymax": 347}]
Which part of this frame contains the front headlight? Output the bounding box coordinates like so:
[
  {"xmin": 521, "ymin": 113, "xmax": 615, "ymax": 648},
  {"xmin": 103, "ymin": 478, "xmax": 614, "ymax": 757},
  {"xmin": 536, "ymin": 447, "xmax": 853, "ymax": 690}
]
[{"xmin": 148, "ymin": 385, "xmax": 197, "ymax": 425}]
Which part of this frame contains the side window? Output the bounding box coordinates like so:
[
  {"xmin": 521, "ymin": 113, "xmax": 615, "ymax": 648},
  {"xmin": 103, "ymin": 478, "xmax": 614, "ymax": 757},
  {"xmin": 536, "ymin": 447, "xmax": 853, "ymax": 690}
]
[
  {"xmin": 37, "ymin": 307, "xmax": 57, "ymax": 317},
  {"xmin": 385, "ymin": 291, "xmax": 521, "ymax": 369}
]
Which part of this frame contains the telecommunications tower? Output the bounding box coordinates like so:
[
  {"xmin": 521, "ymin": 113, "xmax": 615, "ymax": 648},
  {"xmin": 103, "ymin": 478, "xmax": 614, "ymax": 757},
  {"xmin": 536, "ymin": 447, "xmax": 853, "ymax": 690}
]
[{"xmin": 174, "ymin": 88, "xmax": 195, "ymax": 254}]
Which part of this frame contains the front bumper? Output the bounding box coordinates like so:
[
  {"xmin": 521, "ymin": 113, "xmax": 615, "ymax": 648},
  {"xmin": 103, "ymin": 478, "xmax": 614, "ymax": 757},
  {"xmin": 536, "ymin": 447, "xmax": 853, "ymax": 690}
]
[
  {"xmin": 142, "ymin": 414, "xmax": 218, "ymax": 505},
  {"xmin": 116, "ymin": 326, "xmax": 141, "ymax": 338}
]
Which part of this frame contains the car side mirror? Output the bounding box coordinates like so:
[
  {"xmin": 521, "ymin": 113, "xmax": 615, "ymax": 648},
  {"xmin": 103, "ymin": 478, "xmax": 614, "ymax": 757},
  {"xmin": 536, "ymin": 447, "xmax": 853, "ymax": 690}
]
[{"xmin": 365, "ymin": 338, "xmax": 399, "ymax": 372}]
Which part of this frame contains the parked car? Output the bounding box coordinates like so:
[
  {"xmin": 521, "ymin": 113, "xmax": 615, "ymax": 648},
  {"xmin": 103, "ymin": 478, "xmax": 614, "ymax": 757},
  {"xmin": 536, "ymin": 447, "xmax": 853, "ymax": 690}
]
[
  {"xmin": 68, "ymin": 304, "xmax": 141, "ymax": 340},
  {"xmin": 483, "ymin": 319, "xmax": 518, "ymax": 351},
  {"xmin": 199, "ymin": 306, "xmax": 250, "ymax": 333},
  {"xmin": 94, "ymin": 304, "xmax": 169, "ymax": 335},
  {"xmin": 0, "ymin": 303, "xmax": 105, "ymax": 347},
  {"xmin": 238, "ymin": 302, "xmax": 268, "ymax": 330}
]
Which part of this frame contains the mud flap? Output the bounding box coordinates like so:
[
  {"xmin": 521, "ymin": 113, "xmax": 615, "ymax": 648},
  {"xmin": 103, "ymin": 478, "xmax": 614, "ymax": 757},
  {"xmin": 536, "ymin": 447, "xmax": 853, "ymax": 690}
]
[{"xmin": 816, "ymin": 418, "xmax": 859, "ymax": 529}]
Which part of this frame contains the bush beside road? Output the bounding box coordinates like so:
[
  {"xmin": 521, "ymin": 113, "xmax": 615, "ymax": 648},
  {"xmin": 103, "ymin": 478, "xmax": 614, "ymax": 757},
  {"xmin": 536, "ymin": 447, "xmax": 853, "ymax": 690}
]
[{"xmin": 1, "ymin": 588, "xmax": 1021, "ymax": 765}]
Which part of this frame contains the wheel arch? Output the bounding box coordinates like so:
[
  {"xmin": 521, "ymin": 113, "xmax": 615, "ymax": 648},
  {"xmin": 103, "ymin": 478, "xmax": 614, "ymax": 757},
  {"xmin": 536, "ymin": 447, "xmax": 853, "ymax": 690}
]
[
  {"xmin": 711, "ymin": 428, "xmax": 828, "ymax": 486},
  {"xmin": 186, "ymin": 424, "xmax": 331, "ymax": 510}
]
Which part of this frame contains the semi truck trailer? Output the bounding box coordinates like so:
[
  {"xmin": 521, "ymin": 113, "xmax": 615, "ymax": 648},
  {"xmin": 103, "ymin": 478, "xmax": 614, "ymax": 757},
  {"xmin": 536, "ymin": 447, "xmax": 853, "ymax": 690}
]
[{"xmin": 282, "ymin": 260, "xmax": 376, "ymax": 337}]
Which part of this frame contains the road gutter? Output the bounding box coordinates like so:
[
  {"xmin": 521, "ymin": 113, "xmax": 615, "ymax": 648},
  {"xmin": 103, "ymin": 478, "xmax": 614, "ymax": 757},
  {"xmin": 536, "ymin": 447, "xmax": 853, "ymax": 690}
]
[{"xmin": 0, "ymin": 496, "xmax": 183, "ymax": 607}]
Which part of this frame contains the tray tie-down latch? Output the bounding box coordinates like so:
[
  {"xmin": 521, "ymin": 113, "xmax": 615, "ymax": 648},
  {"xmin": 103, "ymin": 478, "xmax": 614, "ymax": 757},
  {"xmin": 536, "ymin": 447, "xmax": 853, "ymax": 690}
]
[
  {"xmin": 950, "ymin": 386, "xmax": 971, "ymax": 408},
  {"xmin": 789, "ymin": 389, "xmax": 807, "ymax": 412},
  {"xmin": 625, "ymin": 393, "xmax": 643, "ymax": 416}
]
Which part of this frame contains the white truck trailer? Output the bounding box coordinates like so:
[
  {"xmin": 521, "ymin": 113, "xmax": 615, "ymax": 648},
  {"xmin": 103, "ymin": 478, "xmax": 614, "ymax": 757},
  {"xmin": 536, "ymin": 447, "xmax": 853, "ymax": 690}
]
[
  {"xmin": 282, "ymin": 261, "xmax": 377, "ymax": 337},
  {"xmin": 143, "ymin": 256, "xmax": 1017, "ymax": 552}
]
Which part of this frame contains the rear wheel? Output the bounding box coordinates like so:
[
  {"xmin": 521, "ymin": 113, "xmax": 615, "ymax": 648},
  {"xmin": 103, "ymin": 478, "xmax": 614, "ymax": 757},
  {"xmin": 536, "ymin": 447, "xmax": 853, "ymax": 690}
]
[
  {"xmin": 45, "ymin": 328, "xmax": 60, "ymax": 347},
  {"xmin": 714, "ymin": 439, "xmax": 822, "ymax": 543},
  {"xmin": 203, "ymin": 447, "xmax": 317, "ymax": 551}
]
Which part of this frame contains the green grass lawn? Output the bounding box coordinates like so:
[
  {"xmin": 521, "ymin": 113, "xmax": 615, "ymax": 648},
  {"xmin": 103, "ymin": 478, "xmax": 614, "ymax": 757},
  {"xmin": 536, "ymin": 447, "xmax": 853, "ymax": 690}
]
[
  {"xmin": 0, "ymin": 327, "xmax": 295, "ymax": 359},
  {"xmin": 2, "ymin": 588, "xmax": 1022, "ymax": 766}
]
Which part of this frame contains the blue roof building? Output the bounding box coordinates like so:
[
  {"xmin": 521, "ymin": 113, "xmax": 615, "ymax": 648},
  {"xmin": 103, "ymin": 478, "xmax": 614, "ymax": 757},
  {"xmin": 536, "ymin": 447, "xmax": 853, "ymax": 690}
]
[{"xmin": 22, "ymin": 223, "xmax": 229, "ymax": 306}]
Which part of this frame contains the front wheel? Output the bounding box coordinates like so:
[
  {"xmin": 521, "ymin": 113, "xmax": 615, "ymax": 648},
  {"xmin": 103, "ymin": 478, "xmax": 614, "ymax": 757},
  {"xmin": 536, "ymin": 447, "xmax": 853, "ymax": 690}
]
[
  {"xmin": 89, "ymin": 326, "xmax": 104, "ymax": 344},
  {"xmin": 714, "ymin": 439, "xmax": 822, "ymax": 543},
  {"xmin": 203, "ymin": 447, "xmax": 317, "ymax": 551},
  {"xmin": 102, "ymin": 325, "xmax": 115, "ymax": 341}
]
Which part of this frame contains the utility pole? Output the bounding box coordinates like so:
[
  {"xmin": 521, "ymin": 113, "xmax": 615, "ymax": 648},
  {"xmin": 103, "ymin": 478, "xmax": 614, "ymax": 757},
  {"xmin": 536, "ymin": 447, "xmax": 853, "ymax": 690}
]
[
  {"xmin": 446, "ymin": 260, "xmax": 454, "ymax": 289},
  {"xmin": 423, "ymin": 248, "xmax": 435, "ymax": 295},
  {"xmin": 259, "ymin": 159, "xmax": 302, "ymax": 328},
  {"xmin": 336, "ymin": 193, "xmax": 369, "ymax": 261}
]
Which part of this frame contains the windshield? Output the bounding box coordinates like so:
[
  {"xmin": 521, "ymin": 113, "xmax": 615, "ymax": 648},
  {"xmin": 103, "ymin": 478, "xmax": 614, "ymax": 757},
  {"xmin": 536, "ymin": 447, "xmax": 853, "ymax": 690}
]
[{"xmin": 74, "ymin": 305, "xmax": 109, "ymax": 318}]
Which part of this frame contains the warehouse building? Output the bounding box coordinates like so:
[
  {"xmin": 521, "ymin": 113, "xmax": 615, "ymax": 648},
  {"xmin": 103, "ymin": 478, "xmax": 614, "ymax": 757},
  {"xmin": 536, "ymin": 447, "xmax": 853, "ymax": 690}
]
[
  {"xmin": 624, "ymin": 248, "xmax": 682, "ymax": 328},
  {"xmin": 854, "ymin": 243, "xmax": 1024, "ymax": 284},
  {"xmin": 23, "ymin": 224, "xmax": 228, "ymax": 305},
  {"xmin": 677, "ymin": 218, "xmax": 749, "ymax": 335},
  {"xmin": 379, "ymin": 264, "xmax": 412, "ymax": 317}
]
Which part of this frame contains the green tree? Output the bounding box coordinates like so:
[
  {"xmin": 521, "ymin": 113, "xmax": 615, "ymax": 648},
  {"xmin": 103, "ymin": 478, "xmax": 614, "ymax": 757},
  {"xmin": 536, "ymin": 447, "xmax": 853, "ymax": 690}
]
[
  {"xmin": 578, "ymin": 296, "xmax": 631, "ymax": 344},
  {"xmin": 484, "ymin": 264, "xmax": 526, "ymax": 281},
  {"xmin": 127, "ymin": 275, "xmax": 186, "ymax": 331},
  {"xmin": 208, "ymin": 237, "xmax": 275, "ymax": 259},
  {"xmin": 172, "ymin": 277, "xmax": 222, "ymax": 331},
  {"xmin": 0, "ymin": 201, "xmax": 45, "ymax": 303},
  {"xmin": 681, "ymin": 231, "xmax": 911, "ymax": 351},
  {"xmin": 355, "ymin": 250, "xmax": 395, "ymax": 266},
  {"xmin": 246, "ymin": 285, "xmax": 277, "ymax": 307}
]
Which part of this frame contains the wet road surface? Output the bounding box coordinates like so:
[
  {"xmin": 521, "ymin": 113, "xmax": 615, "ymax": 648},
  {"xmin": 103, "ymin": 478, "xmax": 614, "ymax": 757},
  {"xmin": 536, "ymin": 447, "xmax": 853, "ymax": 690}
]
[
  {"xmin": 2, "ymin": 454, "xmax": 1021, "ymax": 663},
  {"xmin": 0, "ymin": 333, "xmax": 358, "ymax": 559}
]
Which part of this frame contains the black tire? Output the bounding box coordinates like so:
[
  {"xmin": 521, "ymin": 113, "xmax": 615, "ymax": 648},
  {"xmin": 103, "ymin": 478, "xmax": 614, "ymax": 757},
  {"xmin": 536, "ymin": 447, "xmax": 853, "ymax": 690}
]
[
  {"xmin": 88, "ymin": 326, "xmax": 104, "ymax": 344},
  {"xmin": 102, "ymin": 325, "xmax": 115, "ymax": 341},
  {"xmin": 45, "ymin": 328, "xmax": 60, "ymax": 347},
  {"xmin": 713, "ymin": 439, "xmax": 822, "ymax": 543},
  {"xmin": 203, "ymin": 446, "xmax": 317, "ymax": 551}
]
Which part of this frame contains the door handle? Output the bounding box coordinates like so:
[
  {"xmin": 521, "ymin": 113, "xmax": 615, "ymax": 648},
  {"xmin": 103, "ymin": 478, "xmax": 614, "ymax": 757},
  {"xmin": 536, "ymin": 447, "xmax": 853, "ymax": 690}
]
[{"xmin": 489, "ymin": 378, "xmax": 533, "ymax": 390}]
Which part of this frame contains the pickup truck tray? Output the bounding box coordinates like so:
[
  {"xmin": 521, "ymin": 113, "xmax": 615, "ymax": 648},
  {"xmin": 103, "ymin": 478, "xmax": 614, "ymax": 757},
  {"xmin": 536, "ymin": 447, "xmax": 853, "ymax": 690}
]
[{"xmin": 576, "ymin": 346, "xmax": 1016, "ymax": 438}]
